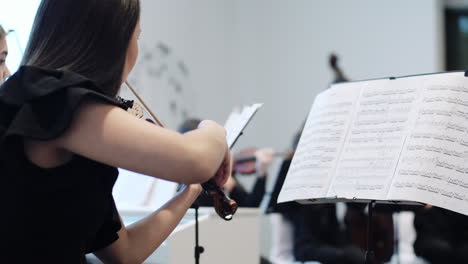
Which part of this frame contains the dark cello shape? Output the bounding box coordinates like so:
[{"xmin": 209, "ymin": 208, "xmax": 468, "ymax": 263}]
[
  {"xmin": 329, "ymin": 53, "xmax": 349, "ymax": 83},
  {"xmin": 117, "ymin": 84, "xmax": 238, "ymax": 221}
]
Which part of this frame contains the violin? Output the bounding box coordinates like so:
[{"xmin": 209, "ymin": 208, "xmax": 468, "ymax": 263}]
[
  {"xmin": 121, "ymin": 81, "xmax": 238, "ymax": 221},
  {"xmin": 233, "ymin": 148, "xmax": 293, "ymax": 175}
]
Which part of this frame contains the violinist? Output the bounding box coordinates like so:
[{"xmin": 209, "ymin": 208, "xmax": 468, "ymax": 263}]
[
  {"xmin": 0, "ymin": 24, "xmax": 11, "ymax": 83},
  {"xmin": 0, "ymin": 1, "xmax": 232, "ymax": 263},
  {"xmin": 179, "ymin": 118, "xmax": 274, "ymax": 207}
]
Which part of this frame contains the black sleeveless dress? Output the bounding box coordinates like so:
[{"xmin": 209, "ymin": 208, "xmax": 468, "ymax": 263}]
[{"xmin": 0, "ymin": 66, "xmax": 127, "ymax": 263}]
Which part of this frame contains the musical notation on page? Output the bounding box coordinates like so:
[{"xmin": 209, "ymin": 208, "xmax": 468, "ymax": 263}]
[
  {"xmin": 329, "ymin": 77, "xmax": 423, "ymax": 200},
  {"xmin": 279, "ymin": 70, "xmax": 468, "ymax": 216},
  {"xmin": 389, "ymin": 72, "xmax": 468, "ymax": 215},
  {"xmin": 277, "ymin": 83, "xmax": 362, "ymax": 203},
  {"xmin": 223, "ymin": 104, "xmax": 262, "ymax": 149}
]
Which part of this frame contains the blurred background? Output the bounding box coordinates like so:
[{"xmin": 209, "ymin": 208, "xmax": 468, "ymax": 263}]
[{"xmin": 3, "ymin": 1, "xmax": 468, "ymax": 263}]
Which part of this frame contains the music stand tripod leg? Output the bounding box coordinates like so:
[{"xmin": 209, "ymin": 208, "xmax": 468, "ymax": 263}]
[{"xmin": 194, "ymin": 204, "xmax": 204, "ymax": 264}]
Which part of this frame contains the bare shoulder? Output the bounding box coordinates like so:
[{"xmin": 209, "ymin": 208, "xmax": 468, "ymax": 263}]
[{"xmin": 23, "ymin": 100, "xmax": 124, "ymax": 168}]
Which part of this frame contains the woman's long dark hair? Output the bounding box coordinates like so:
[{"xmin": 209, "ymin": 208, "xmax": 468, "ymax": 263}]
[{"xmin": 22, "ymin": 0, "xmax": 140, "ymax": 96}]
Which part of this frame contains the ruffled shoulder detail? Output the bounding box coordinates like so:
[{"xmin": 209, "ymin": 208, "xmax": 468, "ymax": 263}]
[{"xmin": 0, "ymin": 66, "xmax": 127, "ymax": 142}]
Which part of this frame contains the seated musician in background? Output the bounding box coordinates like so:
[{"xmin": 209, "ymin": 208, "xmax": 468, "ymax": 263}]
[
  {"xmin": 413, "ymin": 205, "xmax": 468, "ymax": 264},
  {"xmin": 0, "ymin": 25, "xmax": 11, "ymax": 83},
  {"xmin": 179, "ymin": 118, "xmax": 274, "ymax": 207}
]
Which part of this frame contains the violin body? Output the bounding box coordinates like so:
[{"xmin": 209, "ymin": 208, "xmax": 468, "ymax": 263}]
[
  {"xmin": 233, "ymin": 148, "xmax": 293, "ymax": 175},
  {"xmin": 233, "ymin": 148, "xmax": 257, "ymax": 174}
]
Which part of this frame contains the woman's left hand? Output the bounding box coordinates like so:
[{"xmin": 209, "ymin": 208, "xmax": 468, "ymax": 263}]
[{"xmin": 213, "ymin": 148, "xmax": 233, "ymax": 187}]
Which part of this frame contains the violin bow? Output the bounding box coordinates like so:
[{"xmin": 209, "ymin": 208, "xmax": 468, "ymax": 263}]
[{"xmin": 124, "ymin": 81, "xmax": 165, "ymax": 127}]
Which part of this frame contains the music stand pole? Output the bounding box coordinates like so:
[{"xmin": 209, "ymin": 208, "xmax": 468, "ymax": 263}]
[
  {"xmin": 365, "ymin": 200, "xmax": 376, "ymax": 264},
  {"xmin": 194, "ymin": 203, "xmax": 204, "ymax": 264}
]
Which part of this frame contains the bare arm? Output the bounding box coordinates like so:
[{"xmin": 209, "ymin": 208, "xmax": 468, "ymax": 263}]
[
  {"xmin": 53, "ymin": 101, "xmax": 228, "ymax": 184},
  {"xmin": 94, "ymin": 184, "xmax": 203, "ymax": 264}
]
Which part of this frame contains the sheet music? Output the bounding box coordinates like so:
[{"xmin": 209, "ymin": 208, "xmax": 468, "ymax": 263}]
[
  {"xmin": 389, "ymin": 72, "xmax": 468, "ymax": 215},
  {"xmin": 224, "ymin": 103, "xmax": 262, "ymax": 148},
  {"xmin": 278, "ymin": 84, "xmax": 361, "ymax": 203},
  {"xmin": 278, "ymin": 70, "xmax": 468, "ymax": 216},
  {"xmin": 329, "ymin": 78, "xmax": 423, "ymax": 200}
]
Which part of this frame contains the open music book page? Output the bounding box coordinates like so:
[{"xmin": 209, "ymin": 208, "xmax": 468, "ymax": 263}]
[
  {"xmin": 278, "ymin": 71, "xmax": 468, "ymax": 216},
  {"xmin": 277, "ymin": 83, "xmax": 362, "ymax": 202},
  {"xmin": 224, "ymin": 103, "xmax": 263, "ymax": 148},
  {"xmin": 387, "ymin": 72, "xmax": 468, "ymax": 215},
  {"xmin": 328, "ymin": 77, "xmax": 424, "ymax": 200}
]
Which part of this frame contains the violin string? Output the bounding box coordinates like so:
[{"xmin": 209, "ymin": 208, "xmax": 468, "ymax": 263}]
[{"xmin": 124, "ymin": 81, "xmax": 166, "ymax": 127}]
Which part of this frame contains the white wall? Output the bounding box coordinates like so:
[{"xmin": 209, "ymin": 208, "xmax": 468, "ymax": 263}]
[
  {"xmin": 0, "ymin": 0, "xmax": 41, "ymax": 72},
  {"xmin": 133, "ymin": 0, "xmax": 443, "ymax": 151},
  {"xmin": 124, "ymin": 0, "xmax": 236, "ymax": 129},
  {"xmin": 228, "ymin": 0, "xmax": 444, "ymax": 151}
]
